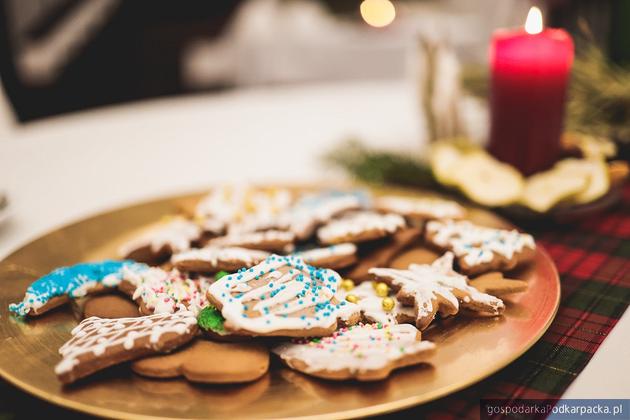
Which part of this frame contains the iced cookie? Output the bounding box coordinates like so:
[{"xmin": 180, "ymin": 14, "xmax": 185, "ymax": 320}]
[
  {"xmin": 317, "ymin": 211, "xmax": 405, "ymax": 245},
  {"xmin": 172, "ymin": 246, "xmax": 270, "ymax": 273},
  {"xmin": 119, "ymin": 217, "xmax": 202, "ymax": 264},
  {"xmin": 9, "ymin": 260, "xmax": 148, "ymax": 317},
  {"xmin": 128, "ymin": 268, "xmax": 212, "ymax": 316},
  {"xmin": 286, "ymin": 190, "xmax": 367, "ymax": 240},
  {"xmin": 272, "ymin": 323, "xmax": 435, "ymax": 381},
  {"xmin": 345, "ymin": 227, "xmax": 422, "ymax": 282},
  {"xmin": 195, "ymin": 184, "xmax": 293, "ymax": 234},
  {"xmin": 425, "ymin": 220, "xmax": 536, "ymax": 275},
  {"xmin": 370, "ymin": 253, "xmax": 504, "ymax": 330},
  {"xmin": 468, "ymin": 271, "xmax": 528, "ymax": 296},
  {"xmin": 375, "ymin": 196, "xmax": 466, "ymax": 221},
  {"xmin": 132, "ymin": 340, "xmax": 269, "ymax": 383},
  {"xmin": 206, "ymin": 254, "xmax": 361, "ymax": 337},
  {"xmin": 82, "ymin": 294, "xmax": 140, "ymax": 319},
  {"xmin": 55, "ymin": 311, "xmax": 198, "ymax": 384},
  {"xmin": 295, "ymin": 243, "xmax": 358, "ymax": 270},
  {"xmin": 337, "ymin": 280, "xmax": 415, "ymax": 325},
  {"xmin": 209, "ymin": 230, "xmax": 295, "ymax": 252}
]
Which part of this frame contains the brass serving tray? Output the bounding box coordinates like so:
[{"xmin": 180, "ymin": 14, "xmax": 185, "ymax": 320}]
[{"xmin": 0, "ymin": 188, "xmax": 560, "ymax": 419}]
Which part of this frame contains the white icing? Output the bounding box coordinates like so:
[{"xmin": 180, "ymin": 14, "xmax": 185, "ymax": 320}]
[
  {"xmin": 317, "ymin": 211, "xmax": 405, "ymax": 244},
  {"xmin": 375, "ymin": 196, "xmax": 466, "ymax": 220},
  {"xmin": 130, "ymin": 268, "xmax": 211, "ymax": 316},
  {"xmin": 337, "ymin": 281, "xmax": 413, "ymax": 325},
  {"xmin": 425, "ymin": 220, "xmax": 536, "ymax": 267},
  {"xmin": 55, "ymin": 311, "xmax": 197, "ymax": 375},
  {"xmin": 296, "ymin": 243, "xmax": 357, "ymax": 265},
  {"xmin": 118, "ymin": 218, "xmax": 201, "ymax": 256},
  {"xmin": 272, "ymin": 323, "xmax": 435, "ymax": 374},
  {"xmin": 207, "ymin": 254, "xmax": 358, "ymax": 333},
  {"xmin": 287, "ymin": 193, "xmax": 364, "ymax": 239},
  {"xmin": 209, "ymin": 230, "xmax": 295, "ymax": 250},
  {"xmin": 408, "ymin": 252, "xmax": 504, "ymax": 314},
  {"xmin": 172, "ymin": 246, "xmax": 270, "ymax": 269}
]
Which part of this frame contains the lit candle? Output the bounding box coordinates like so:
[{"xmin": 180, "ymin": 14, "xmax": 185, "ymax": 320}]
[{"xmin": 487, "ymin": 7, "xmax": 574, "ymax": 175}]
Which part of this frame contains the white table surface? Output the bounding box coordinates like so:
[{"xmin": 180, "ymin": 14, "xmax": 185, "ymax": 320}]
[{"xmin": 0, "ymin": 80, "xmax": 628, "ymax": 402}]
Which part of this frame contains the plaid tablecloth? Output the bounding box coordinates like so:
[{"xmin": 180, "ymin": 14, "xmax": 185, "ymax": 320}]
[
  {"xmin": 397, "ymin": 185, "xmax": 630, "ymax": 419},
  {"xmin": 2, "ymin": 188, "xmax": 629, "ymax": 420}
]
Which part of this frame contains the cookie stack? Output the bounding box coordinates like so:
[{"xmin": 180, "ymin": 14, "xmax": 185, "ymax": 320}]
[{"xmin": 9, "ymin": 186, "xmax": 536, "ymax": 385}]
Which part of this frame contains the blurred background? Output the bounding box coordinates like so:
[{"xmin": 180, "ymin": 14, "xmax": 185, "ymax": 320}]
[{"xmin": 1, "ymin": 0, "xmax": 627, "ymax": 122}]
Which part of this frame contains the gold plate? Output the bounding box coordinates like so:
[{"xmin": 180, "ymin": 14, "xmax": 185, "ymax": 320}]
[{"xmin": 0, "ymin": 189, "xmax": 560, "ymax": 419}]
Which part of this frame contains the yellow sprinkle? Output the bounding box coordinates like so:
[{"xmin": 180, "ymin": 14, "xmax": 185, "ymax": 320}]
[
  {"xmin": 382, "ymin": 297, "xmax": 395, "ymax": 312},
  {"xmin": 341, "ymin": 279, "xmax": 355, "ymax": 291},
  {"xmin": 375, "ymin": 282, "xmax": 389, "ymax": 297},
  {"xmin": 346, "ymin": 294, "xmax": 359, "ymax": 304}
]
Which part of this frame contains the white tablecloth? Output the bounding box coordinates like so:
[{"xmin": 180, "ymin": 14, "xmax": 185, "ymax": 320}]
[{"xmin": 1, "ymin": 80, "xmax": 628, "ymax": 400}]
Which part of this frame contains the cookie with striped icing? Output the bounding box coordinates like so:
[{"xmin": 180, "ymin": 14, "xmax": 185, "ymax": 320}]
[
  {"xmin": 206, "ymin": 254, "xmax": 361, "ymax": 337},
  {"xmin": 55, "ymin": 311, "xmax": 198, "ymax": 384},
  {"xmin": 272, "ymin": 323, "xmax": 435, "ymax": 381},
  {"xmin": 172, "ymin": 246, "xmax": 270, "ymax": 273}
]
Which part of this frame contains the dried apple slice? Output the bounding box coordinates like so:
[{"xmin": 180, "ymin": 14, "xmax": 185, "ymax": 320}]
[
  {"xmin": 429, "ymin": 141, "xmax": 465, "ymax": 186},
  {"xmin": 554, "ymin": 159, "xmax": 610, "ymax": 204},
  {"xmin": 452, "ymin": 152, "xmax": 524, "ymax": 207},
  {"xmin": 521, "ymin": 168, "xmax": 588, "ymax": 213}
]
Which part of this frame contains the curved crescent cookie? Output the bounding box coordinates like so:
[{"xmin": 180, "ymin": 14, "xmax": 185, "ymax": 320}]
[
  {"xmin": 207, "ymin": 254, "xmax": 361, "ymax": 337},
  {"xmin": 273, "ymin": 323, "xmax": 435, "ymax": 381},
  {"xmin": 9, "ymin": 260, "xmax": 148, "ymax": 317},
  {"xmin": 55, "ymin": 311, "xmax": 198, "ymax": 384}
]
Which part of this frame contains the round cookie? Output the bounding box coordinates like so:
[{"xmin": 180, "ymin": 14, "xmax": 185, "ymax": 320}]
[
  {"xmin": 295, "ymin": 243, "xmax": 358, "ymax": 270},
  {"xmin": 132, "ymin": 340, "xmax": 269, "ymax": 383},
  {"xmin": 172, "ymin": 246, "xmax": 270, "ymax": 273},
  {"xmin": 208, "ymin": 230, "xmax": 295, "ymax": 253},
  {"xmin": 375, "ymin": 195, "xmax": 466, "ymax": 221}
]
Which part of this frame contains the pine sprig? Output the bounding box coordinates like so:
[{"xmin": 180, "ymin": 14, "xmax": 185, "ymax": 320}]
[{"xmin": 324, "ymin": 140, "xmax": 437, "ymax": 188}]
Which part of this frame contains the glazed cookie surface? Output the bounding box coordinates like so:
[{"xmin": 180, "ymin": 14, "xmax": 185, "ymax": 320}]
[
  {"xmin": 207, "ymin": 254, "xmax": 360, "ymax": 337},
  {"xmin": 273, "ymin": 323, "xmax": 435, "ymax": 381},
  {"xmin": 172, "ymin": 246, "xmax": 270, "ymax": 273},
  {"xmin": 55, "ymin": 311, "xmax": 198, "ymax": 384},
  {"xmin": 209, "ymin": 230, "xmax": 295, "ymax": 252},
  {"xmin": 317, "ymin": 211, "xmax": 405, "ymax": 245},
  {"xmin": 295, "ymin": 243, "xmax": 358, "ymax": 270},
  {"xmin": 375, "ymin": 196, "xmax": 466, "ymax": 221}
]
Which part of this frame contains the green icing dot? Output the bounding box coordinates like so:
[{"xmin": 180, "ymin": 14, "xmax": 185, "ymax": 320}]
[
  {"xmin": 215, "ymin": 271, "xmax": 230, "ymax": 280},
  {"xmin": 198, "ymin": 306, "xmax": 225, "ymax": 333}
]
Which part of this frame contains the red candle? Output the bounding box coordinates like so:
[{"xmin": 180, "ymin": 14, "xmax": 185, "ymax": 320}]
[{"xmin": 488, "ymin": 7, "xmax": 574, "ymax": 176}]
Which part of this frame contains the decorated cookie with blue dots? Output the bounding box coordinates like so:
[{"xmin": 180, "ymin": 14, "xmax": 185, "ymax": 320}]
[
  {"xmin": 206, "ymin": 254, "xmax": 361, "ymax": 337},
  {"xmin": 9, "ymin": 260, "xmax": 148, "ymax": 317}
]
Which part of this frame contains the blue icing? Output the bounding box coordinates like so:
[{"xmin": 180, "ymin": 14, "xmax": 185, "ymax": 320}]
[{"xmin": 8, "ymin": 260, "xmax": 148, "ymax": 317}]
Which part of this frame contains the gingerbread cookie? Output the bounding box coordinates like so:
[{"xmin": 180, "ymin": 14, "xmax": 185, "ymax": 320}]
[
  {"xmin": 375, "ymin": 195, "xmax": 466, "ymax": 221},
  {"xmin": 206, "ymin": 254, "xmax": 361, "ymax": 337},
  {"xmin": 286, "ymin": 190, "xmax": 367, "ymax": 240},
  {"xmin": 209, "ymin": 230, "xmax": 295, "ymax": 253},
  {"xmin": 370, "ymin": 253, "xmax": 504, "ymax": 330},
  {"xmin": 345, "ymin": 227, "xmax": 422, "ymax": 282},
  {"xmin": 317, "ymin": 211, "xmax": 405, "ymax": 245},
  {"xmin": 119, "ymin": 217, "xmax": 202, "ymax": 264},
  {"xmin": 9, "ymin": 260, "xmax": 148, "ymax": 317},
  {"xmin": 425, "ymin": 220, "xmax": 536, "ymax": 275},
  {"xmin": 172, "ymin": 246, "xmax": 270, "ymax": 273},
  {"xmin": 195, "ymin": 184, "xmax": 293, "ymax": 234},
  {"xmin": 132, "ymin": 340, "xmax": 269, "ymax": 383},
  {"xmin": 337, "ymin": 280, "xmax": 415, "ymax": 325},
  {"xmin": 55, "ymin": 311, "xmax": 198, "ymax": 384},
  {"xmin": 127, "ymin": 268, "xmax": 212, "ymax": 316},
  {"xmin": 468, "ymin": 271, "xmax": 528, "ymax": 296},
  {"xmin": 295, "ymin": 243, "xmax": 358, "ymax": 270},
  {"xmin": 272, "ymin": 323, "xmax": 435, "ymax": 381},
  {"xmin": 81, "ymin": 294, "xmax": 140, "ymax": 319}
]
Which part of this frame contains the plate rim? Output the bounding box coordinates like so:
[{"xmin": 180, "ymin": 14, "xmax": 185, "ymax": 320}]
[{"xmin": 0, "ymin": 187, "xmax": 561, "ymax": 419}]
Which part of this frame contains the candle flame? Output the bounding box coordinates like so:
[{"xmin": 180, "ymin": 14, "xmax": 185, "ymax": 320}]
[
  {"xmin": 360, "ymin": 0, "xmax": 396, "ymax": 28},
  {"xmin": 525, "ymin": 6, "xmax": 543, "ymax": 34}
]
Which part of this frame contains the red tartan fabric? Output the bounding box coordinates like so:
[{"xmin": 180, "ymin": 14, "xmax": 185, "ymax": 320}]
[{"xmin": 390, "ymin": 185, "xmax": 630, "ymax": 420}]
